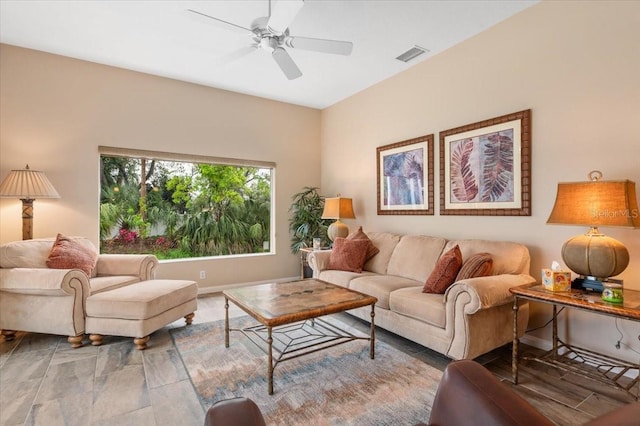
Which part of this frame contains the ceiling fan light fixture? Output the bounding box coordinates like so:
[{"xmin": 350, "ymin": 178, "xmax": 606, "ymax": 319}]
[
  {"xmin": 260, "ymin": 37, "xmax": 279, "ymax": 52},
  {"xmin": 395, "ymin": 45, "xmax": 429, "ymax": 63}
]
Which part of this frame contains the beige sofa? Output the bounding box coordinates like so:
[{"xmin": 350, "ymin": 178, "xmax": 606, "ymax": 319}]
[
  {"xmin": 0, "ymin": 237, "xmax": 158, "ymax": 347},
  {"xmin": 307, "ymin": 232, "xmax": 535, "ymax": 360}
]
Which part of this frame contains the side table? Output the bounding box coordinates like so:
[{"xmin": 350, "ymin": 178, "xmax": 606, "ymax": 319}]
[
  {"xmin": 510, "ymin": 283, "xmax": 640, "ymax": 400},
  {"xmin": 299, "ymin": 247, "xmax": 314, "ymax": 279},
  {"xmin": 299, "ymin": 247, "xmax": 331, "ymax": 279}
]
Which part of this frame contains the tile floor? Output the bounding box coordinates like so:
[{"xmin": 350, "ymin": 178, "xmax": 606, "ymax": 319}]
[{"xmin": 0, "ymin": 293, "xmax": 634, "ymax": 425}]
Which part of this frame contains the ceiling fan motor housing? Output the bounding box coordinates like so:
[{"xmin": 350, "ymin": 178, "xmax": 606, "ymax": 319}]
[{"xmin": 252, "ymin": 17, "xmax": 289, "ymax": 52}]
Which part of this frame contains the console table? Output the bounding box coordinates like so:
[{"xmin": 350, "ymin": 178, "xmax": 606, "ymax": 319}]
[{"xmin": 510, "ymin": 283, "xmax": 640, "ymax": 400}]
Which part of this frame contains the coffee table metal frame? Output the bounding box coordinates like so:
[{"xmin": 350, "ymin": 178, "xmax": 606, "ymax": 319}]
[{"xmin": 223, "ymin": 279, "xmax": 377, "ymax": 395}]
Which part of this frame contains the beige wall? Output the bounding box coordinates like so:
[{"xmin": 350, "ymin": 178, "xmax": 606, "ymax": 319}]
[
  {"xmin": 321, "ymin": 1, "xmax": 640, "ymax": 361},
  {"xmin": 0, "ymin": 44, "xmax": 321, "ymax": 287}
]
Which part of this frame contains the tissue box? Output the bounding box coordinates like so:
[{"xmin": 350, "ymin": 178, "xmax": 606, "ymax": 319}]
[{"xmin": 542, "ymin": 269, "xmax": 572, "ymax": 292}]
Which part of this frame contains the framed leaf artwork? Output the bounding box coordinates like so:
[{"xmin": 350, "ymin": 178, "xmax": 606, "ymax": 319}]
[
  {"xmin": 377, "ymin": 134, "xmax": 434, "ymax": 215},
  {"xmin": 439, "ymin": 109, "xmax": 531, "ymax": 216}
]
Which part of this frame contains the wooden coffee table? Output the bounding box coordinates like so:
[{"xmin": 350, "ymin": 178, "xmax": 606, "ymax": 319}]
[{"xmin": 223, "ymin": 279, "xmax": 378, "ymax": 394}]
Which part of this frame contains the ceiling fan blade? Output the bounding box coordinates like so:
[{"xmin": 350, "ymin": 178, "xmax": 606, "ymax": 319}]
[
  {"xmin": 272, "ymin": 47, "xmax": 302, "ymax": 80},
  {"xmin": 267, "ymin": 0, "xmax": 304, "ymax": 35},
  {"xmin": 214, "ymin": 45, "xmax": 258, "ymax": 65},
  {"xmin": 186, "ymin": 9, "xmax": 253, "ymax": 35},
  {"xmin": 286, "ymin": 36, "xmax": 353, "ymax": 56}
]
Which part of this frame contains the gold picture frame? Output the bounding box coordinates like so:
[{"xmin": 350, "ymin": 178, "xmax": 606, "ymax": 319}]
[
  {"xmin": 439, "ymin": 109, "xmax": 531, "ymax": 216},
  {"xmin": 377, "ymin": 134, "xmax": 434, "ymax": 215}
]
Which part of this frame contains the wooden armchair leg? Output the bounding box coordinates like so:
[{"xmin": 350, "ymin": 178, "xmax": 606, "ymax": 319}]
[
  {"xmin": 134, "ymin": 336, "xmax": 150, "ymax": 350},
  {"xmin": 67, "ymin": 335, "xmax": 83, "ymax": 348},
  {"xmin": 185, "ymin": 313, "xmax": 195, "ymax": 325},
  {"xmin": 89, "ymin": 334, "xmax": 103, "ymax": 346},
  {"xmin": 1, "ymin": 330, "xmax": 16, "ymax": 341}
]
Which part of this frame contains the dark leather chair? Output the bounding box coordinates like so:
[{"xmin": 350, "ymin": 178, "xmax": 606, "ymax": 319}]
[
  {"xmin": 426, "ymin": 359, "xmax": 640, "ymax": 426},
  {"xmin": 204, "ymin": 397, "xmax": 266, "ymax": 426}
]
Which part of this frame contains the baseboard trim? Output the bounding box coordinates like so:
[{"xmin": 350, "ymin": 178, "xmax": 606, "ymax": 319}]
[{"xmin": 520, "ymin": 334, "xmax": 552, "ymax": 350}]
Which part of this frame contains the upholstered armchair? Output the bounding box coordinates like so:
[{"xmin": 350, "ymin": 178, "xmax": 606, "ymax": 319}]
[{"xmin": 0, "ymin": 236, "xmax": 158, "ymax": 347}]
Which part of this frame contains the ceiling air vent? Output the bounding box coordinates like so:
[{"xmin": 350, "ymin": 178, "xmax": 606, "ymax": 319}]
[{"xmin": 395, "ymin": 45, "xmax": 429, "ymax": 63}]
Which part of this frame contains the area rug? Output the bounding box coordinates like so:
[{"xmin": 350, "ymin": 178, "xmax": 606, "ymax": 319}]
[{"xmin": 170, "ymin": 316, "xmax": 442, "ymax": 425}]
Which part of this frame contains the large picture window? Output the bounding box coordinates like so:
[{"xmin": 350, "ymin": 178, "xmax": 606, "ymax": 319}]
[{"xmin": 99, "ymin": 147, "xmax": 274, "ymax": 260}]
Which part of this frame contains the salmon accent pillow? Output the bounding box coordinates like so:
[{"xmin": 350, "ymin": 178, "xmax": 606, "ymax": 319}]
[
  {"xmin": 423, "ymin": 244, "xmax": 463, "ymax": 294},
  {"xmin": 346, "ymin": 226, "xmax": 380, "ymax": 262},
  {"xmin": 46, "ymin": 233, "xmax": 98, "ymax": 277},
  {"xmin": 456, "ymin": 253, "xmax": 493, "ymax": 281},
  {"xmin": 327, "ymin": 237, "xmax": 370, "ymax": 273}
]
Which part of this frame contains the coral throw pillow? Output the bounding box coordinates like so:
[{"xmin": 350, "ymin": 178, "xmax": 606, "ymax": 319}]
[
  {"xmin": 347, "ymin": 226, "xmax": 380, "ymax": 262},
  {"xmin": 46, "ymin": 233, "xmax": 99, "ymax": 277},
  {"xmin": 456, "ymin": 253, "xmax": 493, "ymax": 281},
  {"xmin": 327, "ymin": 237, "xmax": 370, "ymax": 273},
  {"xmin": 423, "ymin": 244, "xmax": 463, "ymax": 294}
]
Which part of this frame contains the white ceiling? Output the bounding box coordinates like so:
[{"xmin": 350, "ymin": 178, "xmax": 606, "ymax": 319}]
[{"xmin": 0, "ymin": 0, "xmax": 537, "ymax": 109}]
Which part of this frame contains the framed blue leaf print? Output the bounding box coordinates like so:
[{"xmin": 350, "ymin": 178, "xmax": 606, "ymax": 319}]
[{"xmin": 377, "ymin": 134, "xmax": 434, "ymax": 215}]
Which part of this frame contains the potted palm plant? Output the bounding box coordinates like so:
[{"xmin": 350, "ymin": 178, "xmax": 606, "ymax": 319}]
[{"xmin": 289, "ymin": 187, "xmax": 331, "ymax": 254}]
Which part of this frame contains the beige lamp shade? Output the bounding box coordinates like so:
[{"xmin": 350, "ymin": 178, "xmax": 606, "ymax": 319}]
[
  {"xmin": 322, "ymin": 197, "xmax": 355, "ymax": 241},
  {"xmin": 0, "ymin": 165, "xmax": 61, "ymax": 200},
  {"xmin": 0, "ymin": 165, "xmax": 60, "ymax": 240},
  {"xmin": 546, "ymin": 173, "xmax": 639, "ymax": 280},
  {"xmin": 546, "ymin": 179, "xmax": 640, "ymax": 228}
]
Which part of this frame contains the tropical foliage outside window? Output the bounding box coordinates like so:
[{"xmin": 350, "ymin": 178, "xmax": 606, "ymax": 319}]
[{"xmin": 100, "ymin": 154, "xmax": 272, "ymax": 260}]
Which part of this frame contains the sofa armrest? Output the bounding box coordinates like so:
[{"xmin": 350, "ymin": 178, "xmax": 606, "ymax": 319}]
[
  {"xmin": 306, "ymin": 250, "xmax": 332, "ymax": 278},
  {"xmin": 96, "ymin": 254, "xmax": 159, "ymax": 280},
  {"xmin": 0, "ymin": 268, "xmax": 90, "ymax": 296},
  {"xmin": 444, "ymin": 274, "xmax": 536, "ymax": 314}
]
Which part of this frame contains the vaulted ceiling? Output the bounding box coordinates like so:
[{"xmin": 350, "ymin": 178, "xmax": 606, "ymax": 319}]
[{"xmin": 0, "ymin": 0, "xmax": 537, "ymax": 109}]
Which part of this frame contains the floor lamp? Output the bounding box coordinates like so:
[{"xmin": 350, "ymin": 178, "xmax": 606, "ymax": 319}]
[{"xmin": 0, "ymin": 165, "xmax": 60, "ymax": 240}]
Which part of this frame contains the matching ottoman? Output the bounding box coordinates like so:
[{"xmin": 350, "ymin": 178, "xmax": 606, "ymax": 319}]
[{"xmin": 86, "ymin": 279, "xmax": 197, "ymax": 349}]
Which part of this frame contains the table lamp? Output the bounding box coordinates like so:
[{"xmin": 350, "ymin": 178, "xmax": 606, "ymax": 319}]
[
  {"xmin": 321, "ymin": 196, "xmax": 355, "ymax": 241},
  {"xmin": 546, "ymin": 170, "xmax": 640, "ymax": 291},
  {"xmin": 0, "ymin": 164, "xmax": 60, "ymax": 240}
]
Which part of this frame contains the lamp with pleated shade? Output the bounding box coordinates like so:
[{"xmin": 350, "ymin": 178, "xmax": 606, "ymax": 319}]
[{"xmin": 0, "ymin": 165, "xmax": 60, "ymax": 240}]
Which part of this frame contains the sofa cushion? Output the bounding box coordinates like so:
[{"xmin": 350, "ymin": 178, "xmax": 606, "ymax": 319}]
[
  {"xmin": 445, "ymin": 240, "xmax": 530, "ymax": 275},
  {"xmin": 387, "ymin": 235, "xmax": 447, "ymax": 282},
  {"xmin": 362, "ymin": 232, "xmax": 401, "ymax": 274},
  {"xmin": 349, "ymin": 275, "xmax": 422, "ymax": 310},
  {"xmin": 423, "ymin": 245, "xmax": 462, "ymax": 294},
  {"xmin": 0, "ymin": 236, "xmax": 96, "ymax": 269},
  {"xmin": 456, "ymin": 253, "xmax": 493, "ymax": 281},
  {"xmin": 389, "ymin": 286, "xmax": 446, "ymax": 328},
  {"xmin": 317, "ymin": 270, "xmax": 376, "ymax": 288},
  {"xmin": 347, "ymin": 226, "xmax": 380, "ymax": 262},
  {"xmin": 86, "ymin": 279, "xmax": 197, "ymax": 320},
  {"xmin": 326, "ymin": 238, "xmax": 370, "ymax": 273},
  {"xmin": 0, "ymin": 238, "xmax": 52, "ymax": 268},
  {"xmin": 46, "ymin": 234, "xmax": 99, "ymax": 277}
]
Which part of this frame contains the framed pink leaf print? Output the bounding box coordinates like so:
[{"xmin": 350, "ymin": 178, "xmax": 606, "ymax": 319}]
[{"xmin": 439, "ymin": 109, "xmax": 531, "ymax": 216}]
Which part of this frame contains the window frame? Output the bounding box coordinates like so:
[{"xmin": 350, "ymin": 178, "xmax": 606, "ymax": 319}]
[{"xmin": 98, "ymin": 146, "xmax": 276, "ymax": 261}]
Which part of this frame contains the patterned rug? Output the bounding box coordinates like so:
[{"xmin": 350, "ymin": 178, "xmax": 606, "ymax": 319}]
[{"xmin": 170, "ymin": 316, "xmax": 442, "ymax": 426}]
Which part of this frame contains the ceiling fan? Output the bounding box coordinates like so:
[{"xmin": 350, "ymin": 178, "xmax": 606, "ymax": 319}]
[{"xmin": 187, "ymin": 0, "xmax": 353, "ymax": 80}]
